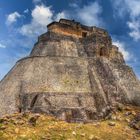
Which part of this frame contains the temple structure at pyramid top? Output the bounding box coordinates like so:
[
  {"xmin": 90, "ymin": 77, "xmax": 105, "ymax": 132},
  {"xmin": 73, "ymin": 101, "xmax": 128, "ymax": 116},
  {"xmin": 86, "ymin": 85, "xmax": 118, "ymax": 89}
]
[
  {"xmin": 30, "ymin": 19, "xmax": 124, "ymax": 64},
  {"xmin": 47, "ymin": 19, "xmax": 108, "ymax": 38}
]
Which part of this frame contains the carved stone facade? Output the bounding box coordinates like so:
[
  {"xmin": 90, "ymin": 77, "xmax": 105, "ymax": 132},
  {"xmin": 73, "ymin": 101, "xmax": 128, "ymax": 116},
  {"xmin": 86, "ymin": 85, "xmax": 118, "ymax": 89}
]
[{"xmin": 0, "ymin": 19, "xmax": 140, "ymax": 122}]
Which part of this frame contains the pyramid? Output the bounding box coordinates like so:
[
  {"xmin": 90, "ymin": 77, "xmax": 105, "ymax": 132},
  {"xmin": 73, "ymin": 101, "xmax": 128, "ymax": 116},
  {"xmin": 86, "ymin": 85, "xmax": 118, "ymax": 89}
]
[{"xmin": 0, "ymin": 19, "xmax": 140, "ymax": 122}]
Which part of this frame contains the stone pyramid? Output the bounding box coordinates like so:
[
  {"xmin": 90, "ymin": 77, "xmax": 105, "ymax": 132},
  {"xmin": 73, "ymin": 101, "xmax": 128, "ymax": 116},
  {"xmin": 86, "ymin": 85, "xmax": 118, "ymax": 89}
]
[{"xmin": 0, "ymin": 19, "xmax": 140, "ymax": 122}]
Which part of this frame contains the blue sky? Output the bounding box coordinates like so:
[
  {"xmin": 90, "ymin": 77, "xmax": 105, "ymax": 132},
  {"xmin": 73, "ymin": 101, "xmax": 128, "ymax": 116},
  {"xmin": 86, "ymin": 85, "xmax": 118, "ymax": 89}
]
[{"xmin": 0, "ymin": 0, "xmax": 140, "ymax": 80}]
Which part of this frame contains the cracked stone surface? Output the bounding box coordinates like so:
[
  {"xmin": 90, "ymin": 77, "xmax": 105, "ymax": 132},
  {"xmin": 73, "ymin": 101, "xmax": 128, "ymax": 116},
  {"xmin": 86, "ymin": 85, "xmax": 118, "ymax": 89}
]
[{"xmin": 0, "ymin": 19, "xmax": 140, "ymax": 122}]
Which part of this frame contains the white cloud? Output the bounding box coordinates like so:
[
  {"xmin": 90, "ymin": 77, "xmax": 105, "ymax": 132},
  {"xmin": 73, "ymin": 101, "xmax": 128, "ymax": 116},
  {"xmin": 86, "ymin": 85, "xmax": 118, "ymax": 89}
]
[
  {"xmin": 19, "ymin": 2, "xmax": 103, "ymax": 38},
  {"xmin": 55, "ymin": 11, "xmax": 68, "ymax": 21},
  {"xmin": 113, "ymin": 40, "xmax": 132, "ymax": 61},
  {"xmin": 111, "ymin": 0, "xmax": 126, "ymax": 18},
  {"xmin": 125, "ymin": 0, "xmax": 140, "ymax": 41},
  {"xmin": 0, "ymin": 43, "xmax": 6, "ymax": 48},
  {"xmin": 76, "ymin": 2, "xmax": 102, "ymax": 26},
  {"xmin": 127, "ymin": 20, "xmax": 140, "ymax": 41},
  {"xmin": 69, "ymin": 3, "xmax": 78, "ymax": 8},
  {"xmin": 6, "ymin": 12, "xmax": 21, "ymax": 25},
  {"xmin": 57, "ymin": 2, "xmax": 103, "ymax": 26},
  {"xmin": 111, "ymin": 0, "xmax": 140, "ymax": 41},
  {"xmin": 32, "ymin": 5, "xmax": 53, "ymax": 26},
  {"xmin": 126, "ymin": 0, "xmax": 140, "ymax": 17},
  {"xmin": 111, "ymin": 0, "xmax": 140, "ymax": 17},
  {"xmin": 33, "ymin": 0, "xmax": 42, "ymax": 4},
  {"xmin": 24, "ymin": 9, "xmax": 29, "ymax": 14},
  {"xmin": 20, "ymin": 5, "xmax": 53, "ymax": 37}
]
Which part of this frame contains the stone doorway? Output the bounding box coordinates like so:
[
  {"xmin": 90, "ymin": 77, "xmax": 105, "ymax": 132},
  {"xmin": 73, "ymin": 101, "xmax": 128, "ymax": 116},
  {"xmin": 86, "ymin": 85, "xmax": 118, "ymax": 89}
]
[{"xmin": 82, "ymin": 32, "xmax": 87, "ymax": 38}]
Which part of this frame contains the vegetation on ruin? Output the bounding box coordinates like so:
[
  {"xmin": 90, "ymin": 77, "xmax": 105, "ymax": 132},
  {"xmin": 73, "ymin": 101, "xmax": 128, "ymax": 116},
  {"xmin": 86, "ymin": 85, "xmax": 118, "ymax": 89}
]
[{"xmin": 0, "ymin": 105, "xmax": 139, "ymax": 140}]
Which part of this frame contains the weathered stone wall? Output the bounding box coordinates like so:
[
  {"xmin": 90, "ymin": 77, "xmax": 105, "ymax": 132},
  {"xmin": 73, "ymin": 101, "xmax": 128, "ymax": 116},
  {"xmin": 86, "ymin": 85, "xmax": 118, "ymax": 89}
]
[
  {"xmin": 0, "ymin": 56, "xmax": 110, "ymax": 120},
  {"xmin": 0, "ymin": 55, "xmax": 140, "ymax": 120},
  {"xmin": 47, "ymin": 19, "xmax": 110, "ymax": 40},
  {"xmin": 48, "ymin": 24, "xmax": 81, "ymax": 38},
  {"xmin": 0, "ymin": 19, "xmax": 140, "ymax": 122},
  {"xmin": 31, "ymin": 32, "xmax": 113, "ymax": 59},
  {"xmin": 48, "ymin": 23, "xmax": 92, "ymax": 38}
]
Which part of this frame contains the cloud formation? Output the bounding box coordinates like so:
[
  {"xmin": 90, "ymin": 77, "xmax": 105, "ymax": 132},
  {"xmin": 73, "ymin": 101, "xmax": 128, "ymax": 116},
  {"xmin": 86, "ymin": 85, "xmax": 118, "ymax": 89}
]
[
  {"xmin": 113, "ymin": 40, "xmax": 132, "ymax": 61},
  {"xmin": 19, "ymin": 2, "xmax": 103, "ymax": 38},
  {"xmin": 55, "ymin": 11, "xmax": 68, "ymax": 21},
  {"xmin": 76, "ymin": 2, "xmax": 102, "ymax": 26},
  {"xmin": 20, "ymin": 5, "xmax": 69, "ymax": 38},
  {"xmin": 20, "ymin": 5, "xmax": 53, "ymax": 37},
  {"xmin": 6, "ymin": 12, "xmax": 21, "ymax": 25},
  {"xmin": 32, "ymin": 0, "xmax": 42, "ymax": 4},
  {"xmin": 111, "ymin": 0, "xmax": 140, "ymax": 41},
  {"xmin": 24, "ymin": 9, "xmax": 29, "ymax": 14},
  {"xmin": 0, "ymin": 43, "xmax": 6, "ymax": 48},
  {"xmin": 127, "ymin": 21, "xmax": 140, "ymax": 41}
]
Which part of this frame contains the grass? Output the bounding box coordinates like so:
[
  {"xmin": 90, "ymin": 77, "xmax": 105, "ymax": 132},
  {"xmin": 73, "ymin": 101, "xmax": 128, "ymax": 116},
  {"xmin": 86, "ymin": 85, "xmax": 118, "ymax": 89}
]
[{"xmin": 0, "ymin": 105, "xmax": 139, "ymax": 140}]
